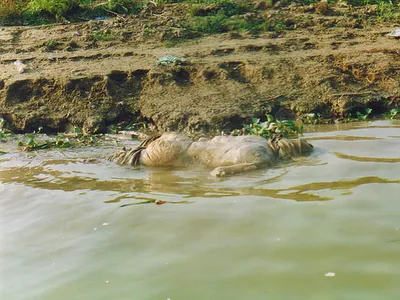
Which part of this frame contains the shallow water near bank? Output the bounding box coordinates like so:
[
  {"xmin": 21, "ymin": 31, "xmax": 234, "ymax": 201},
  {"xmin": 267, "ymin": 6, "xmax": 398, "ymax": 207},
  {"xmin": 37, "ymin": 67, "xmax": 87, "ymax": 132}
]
[{"xmin": 1, "ymin": 120, "xmax": 399, "ymax": 300}]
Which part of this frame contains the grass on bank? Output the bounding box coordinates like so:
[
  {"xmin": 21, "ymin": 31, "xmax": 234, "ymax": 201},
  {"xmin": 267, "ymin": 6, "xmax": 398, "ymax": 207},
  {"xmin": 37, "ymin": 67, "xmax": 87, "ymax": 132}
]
[{"xmin": 1, "ymin": 0, "xmax": 399, "ymax": 27}]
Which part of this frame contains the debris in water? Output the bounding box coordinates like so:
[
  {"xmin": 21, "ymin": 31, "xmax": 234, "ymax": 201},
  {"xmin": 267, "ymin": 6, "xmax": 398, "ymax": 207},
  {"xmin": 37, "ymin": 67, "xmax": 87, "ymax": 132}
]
[
  {"xmin": 14, "ymin": 60, "xmax": 27, "ymax": 74},
  {"xmin": 324, "ymin": 272, "xmax": 336, "ymax": 277},
  {"xmin": 102, "ymin": 222, "xmax": 110, "ymax": 226},
  {"xmin": 94, "ymin": 16, "xmax": 109, "ymax": 21},
  {"xmin": 386, "ymin": 28, "xmax": 400, "ymax": 38},
  {"xmin": 156, "ymin": 55, "xmax": 186, "ymax": 66},
  {"xmin": 93, "ymin": 227, "xmax": 98, "ymax": 231}
]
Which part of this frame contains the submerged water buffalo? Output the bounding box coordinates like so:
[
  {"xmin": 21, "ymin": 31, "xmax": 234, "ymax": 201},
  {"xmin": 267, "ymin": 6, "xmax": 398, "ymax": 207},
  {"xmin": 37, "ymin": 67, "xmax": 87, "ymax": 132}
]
[{"xmin": 108, "ymin": 132, "xmax": 314, "ymax": 177}]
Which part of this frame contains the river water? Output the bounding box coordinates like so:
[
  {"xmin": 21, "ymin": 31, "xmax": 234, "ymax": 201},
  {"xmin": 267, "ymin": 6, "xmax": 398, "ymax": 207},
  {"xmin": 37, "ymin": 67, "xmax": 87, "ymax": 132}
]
[{"xmin": 1, "ymin": 120, "xmax": 399, "ymax": 300}]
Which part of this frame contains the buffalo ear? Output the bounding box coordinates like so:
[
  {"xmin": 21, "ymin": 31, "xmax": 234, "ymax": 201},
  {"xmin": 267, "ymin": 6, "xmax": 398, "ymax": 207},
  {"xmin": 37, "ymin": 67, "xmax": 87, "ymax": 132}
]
[{"xmin": 299, "ymin": 139, "xmax": 313, "ymax": 154}]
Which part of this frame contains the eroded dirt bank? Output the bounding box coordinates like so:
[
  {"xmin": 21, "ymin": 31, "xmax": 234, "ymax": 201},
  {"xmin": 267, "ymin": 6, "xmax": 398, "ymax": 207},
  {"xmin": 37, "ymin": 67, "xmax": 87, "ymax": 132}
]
[{"xmin": 0, "ymin": 3, "xmax": 399, "ymax": 133}]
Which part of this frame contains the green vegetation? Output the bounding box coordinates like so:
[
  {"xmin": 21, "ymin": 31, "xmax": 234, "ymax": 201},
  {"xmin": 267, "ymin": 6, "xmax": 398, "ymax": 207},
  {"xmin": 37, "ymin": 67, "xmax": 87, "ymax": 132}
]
[
  {"xmin": 233, "ymin": 114, "xmax": 303, "ymax": 139},
  {"xmin": 18, "ymin": 133, "xmax": 70, "ymax": 151},
  {"xmin": 105, "ymin": 0, "xmax": 144, "ymax": 14},
  {"xmin": 41, "ymin": 39, "xmax": 61, "ymax": 51},
  {"xmin": 1, "ymin": 0, "xmax": 399, "ymax": 27},
  {"xmin": 383, "ymin": 108, "xmax": 399, "ymax": 120},
  {"xmin": 183, "ymin": 1, "xmax": 292, "ymax": 35},
  {"xmin": 298, "ymin": 107, "xmax": 399, "ymax": 124},
  {"xmin": 0, "ymin": 118, "xmax": 12, "ymax": 139},
  {"xmin": 300, "ymin": 113, "xmax": 323, "ymax": 125},
  {"xmin": 106, "ymin": 120, "xmax": 149, "ymax": 134},
  {"xmin": 234, "ymin": 108, "xmax": 399, "ymax": 139},
  {"xmin": 376, "ymin": 2, "xmax": 400, "ymax": 22},
  {"xmin": 240, "ymin": 108, "xmax": 399, "ymax": 137},
  {"xmin": 17, "ymin": 127, "xmax": 98, "ymax": 151},
  {"xmin": 29, "ymin": 0, "xmax": 80, "ymax": 17},
  {"xmin": 0, "ymin": 0, "xmax": 145, "ymax": 25},
  {"xmin": 356, "ymin": 108, "xmax": 372, "ymax": 121},
  {"xmin": 0, "ymin": 118, "xmax": 10, "ymax": 154},
  {"xmin": 91, "ymin": 29, "xmax": 115, "ymax": 41}
]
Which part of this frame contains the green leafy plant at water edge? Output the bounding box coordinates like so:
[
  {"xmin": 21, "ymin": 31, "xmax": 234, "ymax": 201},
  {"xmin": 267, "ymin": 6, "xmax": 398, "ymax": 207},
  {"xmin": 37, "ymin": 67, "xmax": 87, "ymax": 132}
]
[
  {"xmin": 17, "ymin": 128, "xmax": 98, "ymax": 152},
  {"xmin": 300, "ymin": 113, "xmax": 323, "ymax": 125},
  {"xmin": 73, "ymin": 127, "xmax": 98, "ymax": 144},
  {"xmin": 233, "ymin": 114, "xmax": 303, "ymax": 139},
  {"xmin": 356, "ymin": 108, "xmax": 372, "ymax": 120},
  {"xmin": 18, "ymin": 134, "xmax": 71, "ymax": 151},
  {"xmin": 106, "ymin": 121, "xmax": 149, "ymax": 134},
  {"xmin": 91, "ymin": 30, "xmax": 115, "ymax": 41},
  {"xmin": 382, "ymin": 108, "xmax": 399, "ymax": 120},
  {"xmin": 389, "ymin": 108, "xmax": 399, "ymax": 119},
  {"xmin": 0, "ymin": 118, "xmax": 12, "ymax": 139}
]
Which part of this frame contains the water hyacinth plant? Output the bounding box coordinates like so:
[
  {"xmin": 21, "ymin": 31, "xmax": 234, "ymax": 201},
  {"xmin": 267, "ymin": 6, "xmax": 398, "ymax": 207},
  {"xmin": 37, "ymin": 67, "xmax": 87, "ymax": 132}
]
[
  {"xmin": 356, "ymin": 108, "xmax": 372, "ymax": 121},
  {"xmin": 233, "ymin": 114, "xmax": 303, "ymax": 139},
  {"xmin": 17, "ymin": 127, "xmax": 98, "ymax": 151}
]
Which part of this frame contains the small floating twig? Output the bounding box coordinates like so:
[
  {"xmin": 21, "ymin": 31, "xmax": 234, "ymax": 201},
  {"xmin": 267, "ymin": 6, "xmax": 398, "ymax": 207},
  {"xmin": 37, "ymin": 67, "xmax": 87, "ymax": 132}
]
[{"xmin": 120, "ymin": 199, "xmax": 192, "ymax": 207}]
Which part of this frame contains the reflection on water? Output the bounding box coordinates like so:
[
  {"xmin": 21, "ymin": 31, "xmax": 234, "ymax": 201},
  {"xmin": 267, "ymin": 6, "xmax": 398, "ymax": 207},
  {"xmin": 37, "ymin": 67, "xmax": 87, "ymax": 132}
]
[
  {"xmin": 333, "ymin": 152, "xmax": 400, "ymax": 163},
  {"xmin": 1, "ymin": 164, "xmax": 398, "ymax": 202},
  {"xmin": 1, "ymin": 120, "xmax": 399, "ymax": 300}
]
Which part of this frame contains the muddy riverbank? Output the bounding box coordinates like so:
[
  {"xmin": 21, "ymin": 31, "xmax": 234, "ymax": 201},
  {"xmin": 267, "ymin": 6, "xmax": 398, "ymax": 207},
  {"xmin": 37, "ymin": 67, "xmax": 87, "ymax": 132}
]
[{"xmin": 0, "ymin": 2, "xmax": 399, "ymax": 133}]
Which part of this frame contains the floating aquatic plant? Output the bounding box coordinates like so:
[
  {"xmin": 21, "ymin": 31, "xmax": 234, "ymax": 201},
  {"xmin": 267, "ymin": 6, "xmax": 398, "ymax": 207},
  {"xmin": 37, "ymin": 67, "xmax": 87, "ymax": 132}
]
[
  {"xmin": 17, "ymin": 127, "xmax": 98, "ymax": 151},
  {"xmin": 356, "ymin": 108, "xmax": 372, "ymax": 121},
  {"xmin": 233, "ymin": 114, "xmax": 303, "ymax": 139}
]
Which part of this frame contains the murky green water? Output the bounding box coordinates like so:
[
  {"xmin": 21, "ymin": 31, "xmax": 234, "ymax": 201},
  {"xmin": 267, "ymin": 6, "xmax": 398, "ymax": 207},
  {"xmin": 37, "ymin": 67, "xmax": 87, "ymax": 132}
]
[{"xmin": 1, "ymin": 120, "xmax": 399, "ymax": 300}]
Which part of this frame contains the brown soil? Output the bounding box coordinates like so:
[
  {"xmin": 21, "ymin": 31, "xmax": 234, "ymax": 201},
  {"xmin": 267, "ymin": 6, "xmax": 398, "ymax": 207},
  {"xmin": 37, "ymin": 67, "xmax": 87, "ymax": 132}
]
[{"xmin": 0, "ymin": 3, "xmax": 399, "ymax": 133}]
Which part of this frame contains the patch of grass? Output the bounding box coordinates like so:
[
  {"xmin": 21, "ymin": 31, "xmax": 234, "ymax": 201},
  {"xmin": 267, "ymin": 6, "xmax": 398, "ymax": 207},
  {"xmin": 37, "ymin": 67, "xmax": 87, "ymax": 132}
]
[
  {"xmin": 105, "ymin": 0, "xmax": 144, "ymax": 14},
  {"xmin": 161, "ymin": 37, "xmax": 187, "ymax": 47},
  {"xmin": 0, "ymin": 0, "xmax": 26, "ymax": 25},
  {"xmin": 22, "ymin": 10, "xmax": 56, "ymax": 25},
  {"xmin": 227, "ymin": 18, "xmax": 266, "ymax": 33},
  {"xmin": 191, "ymin": 0, "xmax": 249, "ymax": 16},
  {"xmin": 185, "ymin": 13, "xmax": 228, "ymax": 34},
  {"xmin": 143, "ymin": 26, "xmax": 155, "ymax": 37},
  {"xmin": 91, "ymin": 29, "xmax": 115, "ymax": 41},
  {"xmin": 184, "ymin": 11, "xmax": 291, "ymax": 36},
  {"xmin": 345, "ymin": 0, "xmax": 397, "ymax": 6},
  {"xmin": 1, "ymin": 0, "xmax": 399, "ymax": 28},
  {"xmin": 41, "ymin": 39, "xmax": 60, "ymax": 51},
  {"xmin": 376, "ymin": 2, "xmax": 400, "ymax": 22},
  {"xmin": 29, "ymin": 0, "xmax": 80, "ymax": 17}
]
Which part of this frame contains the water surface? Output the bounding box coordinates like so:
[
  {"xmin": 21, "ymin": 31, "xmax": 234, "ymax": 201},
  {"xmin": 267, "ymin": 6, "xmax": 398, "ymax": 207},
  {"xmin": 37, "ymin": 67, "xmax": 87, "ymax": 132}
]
[{"xmin": 1, "ymin": 120, "xmax": 399, "ymax": 300}]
